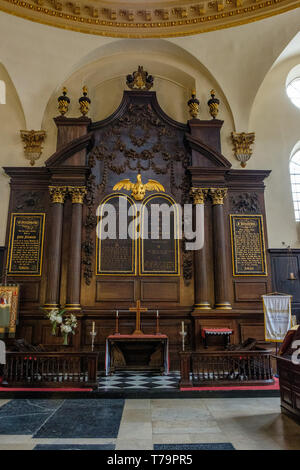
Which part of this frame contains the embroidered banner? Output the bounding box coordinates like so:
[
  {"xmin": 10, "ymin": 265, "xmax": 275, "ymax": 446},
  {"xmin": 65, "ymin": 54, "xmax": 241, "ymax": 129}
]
[{"xmin": 262, "ymin": 295, "xmax": 292, "ymax": 342}]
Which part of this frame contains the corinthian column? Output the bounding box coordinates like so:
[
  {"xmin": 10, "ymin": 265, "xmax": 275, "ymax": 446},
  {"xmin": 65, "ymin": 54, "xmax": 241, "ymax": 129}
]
[
  {"xmin": 210, "ymin": 188, "xmax": 232, "ymax": 310},
  {"xmin": 65, "ymin": 186, "xmax": 87, "ymax": 312},
  {"xmin": 191, "ymin": 188, "xmax": 211, "ymax": 311},
  {"xmin": 44, "ymin": 186, "xmax": 67, "ymax": 310}
]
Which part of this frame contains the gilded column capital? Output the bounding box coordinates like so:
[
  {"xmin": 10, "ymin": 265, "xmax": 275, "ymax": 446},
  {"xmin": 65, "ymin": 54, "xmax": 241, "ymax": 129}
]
[
  {"xmin": 68, "ymin": 186, "xmax": 87, "ymax": 204},
  {"xmin": 49, "ymin": 186, "xmax": 67, "ymax": 204},
  {"xmin": 190, "ymin": 188, "xmax": 209, "ymax": 205},
  {"xmin": 209, "ymin": 188, "xmax": 228, "ymax": 205}
]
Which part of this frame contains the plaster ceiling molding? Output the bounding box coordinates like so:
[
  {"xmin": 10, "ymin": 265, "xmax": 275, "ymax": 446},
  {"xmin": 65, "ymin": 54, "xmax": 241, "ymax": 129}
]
[{"xmin": 0, "ymin": 0, "xmax": 298, "ymax": 38}]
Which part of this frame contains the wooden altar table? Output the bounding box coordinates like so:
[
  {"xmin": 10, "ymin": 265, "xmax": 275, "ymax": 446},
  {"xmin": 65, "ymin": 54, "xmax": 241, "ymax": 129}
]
[{"xmin": 105, "ymin": 334, "xmax": 169, "ymax": 375}]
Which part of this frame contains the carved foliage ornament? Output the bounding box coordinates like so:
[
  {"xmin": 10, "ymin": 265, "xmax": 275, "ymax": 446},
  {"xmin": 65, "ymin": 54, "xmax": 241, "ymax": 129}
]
[
  {"xmin": 49, "ymin": 186, "xmax": 68, "ymax": 204},
  {"xmin": 126, "ymin": 66, "xmax": 154, "ymax": 90},
  {"xmin": 190, "ymin": 188, "xmax": 209, "ymax": 205},
  {"xmin": 15, "ymin": 191, "xmax": 45, "ymax": 212},
  {"xmin": 209, "ymin": 188, "xmax": 228, "ymax": 205},
  {"xmin": 191, "ymin": 187, "xmax": 228, "ymax": 205},
  {"xmin": 48, "ymin": 186, "xmax": 87, "ymax": 204},
  {"xmin": 230, "ymin": 192, "xmax": 261, "ymax": 214},
  {"xmin": 68, "ymin": 186, "xmax": 87, "ymax": 204},
  {"xmin": 231, "ymin": 132, "xmax": 255, "ymax": 168},
  {"xmin": 20, "ymin": 130, "xmax": 46, "ymax": 166},
  {"xmin": 88, "ymin": 102, "xmax": 188, "ymax": 198}
]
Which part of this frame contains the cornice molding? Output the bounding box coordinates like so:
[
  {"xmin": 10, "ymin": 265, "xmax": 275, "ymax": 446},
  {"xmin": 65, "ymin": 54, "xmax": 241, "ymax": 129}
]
[{"xmin": 0, "ymin": 0, "xmax": 298, "ymax": 38}]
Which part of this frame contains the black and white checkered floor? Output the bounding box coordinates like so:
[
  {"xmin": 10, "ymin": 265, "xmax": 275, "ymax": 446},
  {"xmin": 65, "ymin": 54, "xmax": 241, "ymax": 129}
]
[{"xmin": 98, "ymin": 371, "xmax": 180, "ymax": 390}]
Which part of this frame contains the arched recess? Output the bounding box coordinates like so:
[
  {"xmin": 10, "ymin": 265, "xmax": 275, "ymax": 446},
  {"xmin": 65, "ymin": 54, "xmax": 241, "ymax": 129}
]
[
  {"xmin": 0, "ymin": 62, "xmax": 26, "ymax": 245},
  {"xmin": 248, "ymin": 39, "xmax": 300, "ymax": 248},
  {"xmin": 41, "ymin": 39, "xmax": 235, "ymax": 163}
]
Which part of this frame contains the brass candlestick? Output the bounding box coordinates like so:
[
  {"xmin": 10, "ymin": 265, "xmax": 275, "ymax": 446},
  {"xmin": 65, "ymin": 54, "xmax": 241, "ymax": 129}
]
[
  {"xmin": 180, "ymin": 321, "xmax": 187, "ymax": 351},
  {"xmin": 115, "ymin": 310, "xmax": 120, "ymax": 335},
  {"xmin": 156, "ymin": 310, "xmax": 161, "ymax": 335},
  {"xmin": 90, "ymin": 322, "xmax": 97, "ymax": 352}
]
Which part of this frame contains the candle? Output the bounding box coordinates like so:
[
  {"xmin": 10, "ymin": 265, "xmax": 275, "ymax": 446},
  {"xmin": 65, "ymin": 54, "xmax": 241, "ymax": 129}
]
[
  {"xmin": 181, "ymin": 321, "xmax": 184, "ymax": 333},
  {"xmin": 116, "ymin": 310, "xmax": 119, "ymax": 318},
  {"xmin": 92, "ymin": 322, "xmax": 95, "ymax": 334},
  {"xmin": 157, "ymin": 310, "xmax": 159, "ymax": 318}
]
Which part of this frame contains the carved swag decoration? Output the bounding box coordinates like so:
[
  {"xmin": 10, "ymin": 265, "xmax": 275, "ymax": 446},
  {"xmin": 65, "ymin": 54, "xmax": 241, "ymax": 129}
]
[
  {"xmin": 230, "ymin": 192, "xmax": 261, "ymax": 214},
  {"xmin": 83, "ymin": 102, "xmax": 192, "ymax": 285}
]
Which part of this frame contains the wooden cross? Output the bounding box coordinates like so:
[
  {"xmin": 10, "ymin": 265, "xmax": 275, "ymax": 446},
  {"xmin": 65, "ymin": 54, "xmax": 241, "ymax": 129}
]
[{"xmin": 130, "ymin": 300, "xmax": 148, "ymax": 335}]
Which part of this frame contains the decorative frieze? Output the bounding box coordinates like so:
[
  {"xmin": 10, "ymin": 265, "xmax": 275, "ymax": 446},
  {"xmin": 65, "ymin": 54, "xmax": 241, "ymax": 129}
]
[{"xmin": 0, "ymin": 0, "xmax": 296, "ymax": 39}]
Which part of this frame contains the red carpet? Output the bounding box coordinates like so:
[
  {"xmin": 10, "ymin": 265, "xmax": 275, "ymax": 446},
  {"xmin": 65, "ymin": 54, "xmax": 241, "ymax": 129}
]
[
  {"xmin": 180, "ymin": 377, "xmax": 279, "ymax": 391},
  {"xmin": 0, "ymin": 387, "xmax": 93, "ymax": 392}
]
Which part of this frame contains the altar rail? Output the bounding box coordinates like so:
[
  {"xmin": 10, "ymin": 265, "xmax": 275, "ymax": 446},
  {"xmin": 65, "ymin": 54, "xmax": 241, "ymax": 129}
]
[
  {"xmin": 3, "ymin": 352, "xmax": 99, "ymax": 389},
  {"xmin": 179, "ymin": 350, "xmax": 273, "ymax": 387}
]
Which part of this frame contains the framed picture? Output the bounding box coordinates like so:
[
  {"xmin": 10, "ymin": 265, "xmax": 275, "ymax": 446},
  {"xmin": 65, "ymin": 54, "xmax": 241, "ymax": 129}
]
[{"xmin": 0, "ymin": 285, "xmax": 19, "ymax": 336}]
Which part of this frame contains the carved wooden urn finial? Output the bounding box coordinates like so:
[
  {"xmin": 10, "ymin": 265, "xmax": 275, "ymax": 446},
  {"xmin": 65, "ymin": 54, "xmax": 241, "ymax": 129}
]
[
  {"xmin": 188, "ymin": 89, "xmax": 200, "ymax": 119},
  {"xmin": 58, "ymin": 87, "xmax": 70, "ymax": 116},
  {"xmin": 207, "ymin": 90, "xmax": 220, "ymax": 119},
  {"xmin": 79, "ymin": 86, "xmax": 91, "ymax": 116}
]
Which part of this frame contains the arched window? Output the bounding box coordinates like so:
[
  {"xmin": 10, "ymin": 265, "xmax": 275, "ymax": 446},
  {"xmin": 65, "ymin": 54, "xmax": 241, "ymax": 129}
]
[
  {"xmin": 286, "ymin": 65, "xmax": 300, "ymax": 110},
  {"xmin": 287, "ymin": 78, "xmax": 300, "ymax": 109},
  {"xmin": 0, "ymin": 80, "xmax": 5, "ymax": 104},
  {"xmin": 290, "ymin": 149, "xmax": 300, "ymax": 221}
]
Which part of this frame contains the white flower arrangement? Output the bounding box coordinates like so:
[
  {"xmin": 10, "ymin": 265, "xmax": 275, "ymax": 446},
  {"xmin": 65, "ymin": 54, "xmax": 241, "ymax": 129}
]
[
  {"xmin": 42, "ymin": 307, "xmax": 77, "ymax": 344},
  {"xmin": 60, "ymin": 313, "xmax": 78, "ymax": 345},
  {"xmin": 45, "ymin": 308, "xmax": 65, "ymax": 336}
]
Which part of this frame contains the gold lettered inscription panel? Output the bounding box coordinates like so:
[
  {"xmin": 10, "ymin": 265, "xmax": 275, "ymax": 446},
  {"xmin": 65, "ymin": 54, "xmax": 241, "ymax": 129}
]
[
  {"xmin": 230, "ymin": 214, "xmax": 267, "ymax": 277},
  {"xmin": 7, "ymin": 213, "xmax": 45, "ymax": 276}
]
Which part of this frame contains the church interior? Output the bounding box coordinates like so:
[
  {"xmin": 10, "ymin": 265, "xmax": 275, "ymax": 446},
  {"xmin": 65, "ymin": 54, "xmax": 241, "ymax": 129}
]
[{"xmin": 0, "ymin": 1, "xmax": 300, "ymax": 452}]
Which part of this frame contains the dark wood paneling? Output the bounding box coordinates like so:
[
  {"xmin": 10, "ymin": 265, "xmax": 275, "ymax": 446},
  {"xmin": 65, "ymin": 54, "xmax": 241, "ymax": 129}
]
[
  {"xmin": 234, "ymin": 281, "xmax": 268, "ymax": 302},
  {"xmin": 19, "ymin": 280, "xmax": 41, "ymax": 303},
  {"xmin": 0, "ymin": 247, "xmax": 5, "ymax": 279},
  {"xmin": 269, "ymin": 249, "xmax": 300, "ymax": 321},
  {"xmin": 277, "ymin": 356, "xmax": 300, "ymax": 423},
  {"xmin": 141, "ymin": 279, "xmax": 180, "ymax": 302},
  {"xmin": 95, "ymin": 280, "xmax": 136, "ymax": 302},
  {"xmin": 240, "ymin": 323, "xmax": 265, "ymax": 342}
]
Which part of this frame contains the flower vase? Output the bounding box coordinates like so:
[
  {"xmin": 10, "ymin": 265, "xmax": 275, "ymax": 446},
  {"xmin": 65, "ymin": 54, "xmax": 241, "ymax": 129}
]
[
  {"xmin": 51, "ymin": 322, "xmax": 57, "ymax": 336},
  {"xmin": 63, "ymin": 333, "xmax": 69, "ymax": 346}
]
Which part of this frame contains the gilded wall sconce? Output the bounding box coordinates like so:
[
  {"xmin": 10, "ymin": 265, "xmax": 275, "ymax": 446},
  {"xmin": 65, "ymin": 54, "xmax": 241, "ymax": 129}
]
[
  {"xmin": 231, "ymin": 131, "xmax": 255, "ymax": 168},
  {"xmin": 20, "ymin": 130, "xmax": 46, "ymax": 166}
]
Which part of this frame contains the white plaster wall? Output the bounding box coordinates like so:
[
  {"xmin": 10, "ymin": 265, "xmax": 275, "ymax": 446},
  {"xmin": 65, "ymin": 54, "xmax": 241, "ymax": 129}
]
[
  {"xmin": 0, "ymin": 63, "xmax": 26, "ymax": 245},
  {"xmin": 249, "ymin": 55, "xmax": 300, "ymax": 248},
  {"xmin": 0, "ymin": 10, "xmax": 300, "ymax": 248}
]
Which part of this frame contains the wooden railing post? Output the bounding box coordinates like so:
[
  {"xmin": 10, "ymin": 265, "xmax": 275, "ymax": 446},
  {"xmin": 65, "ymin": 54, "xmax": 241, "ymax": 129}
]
[
  {"xmin": 179, "ymin": 351, "xmax": 193, "ymax": 388},
  {"xmin": 87, "ymin": 354, "xmax": 98, "ymax": 389}
]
